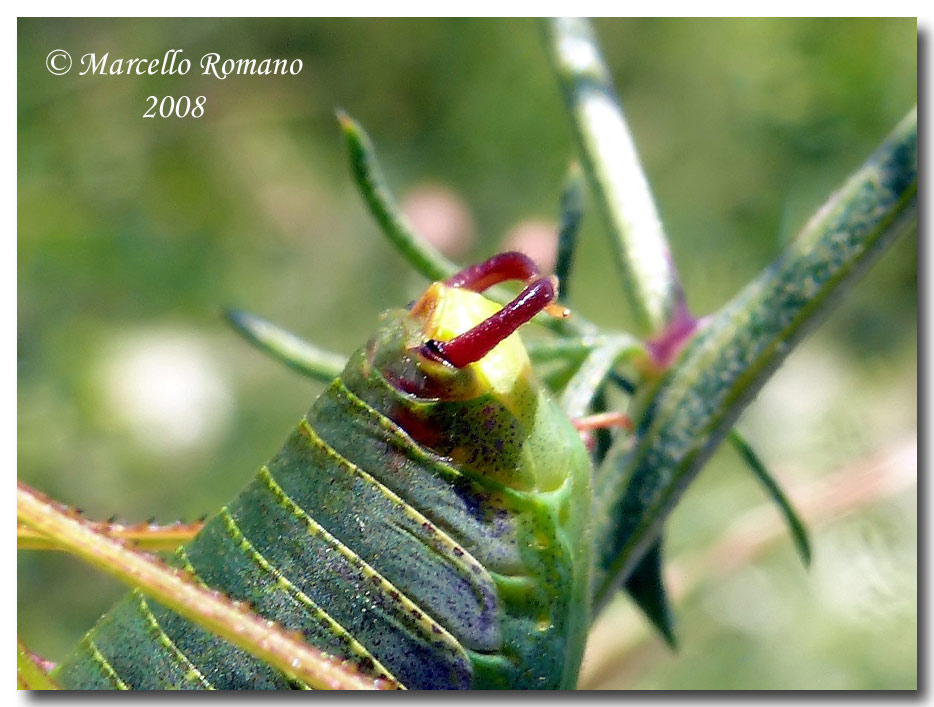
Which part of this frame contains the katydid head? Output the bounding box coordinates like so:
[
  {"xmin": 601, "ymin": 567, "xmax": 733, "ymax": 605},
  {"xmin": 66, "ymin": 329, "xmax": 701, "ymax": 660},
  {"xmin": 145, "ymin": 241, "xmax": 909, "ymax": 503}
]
[
  {"xmin": 362, "ymin": 253, "xmax": 578, "ymax": 492},
  {"xmin": 368, "ymin": 252, "xmax": 568, "ymax": 406}
]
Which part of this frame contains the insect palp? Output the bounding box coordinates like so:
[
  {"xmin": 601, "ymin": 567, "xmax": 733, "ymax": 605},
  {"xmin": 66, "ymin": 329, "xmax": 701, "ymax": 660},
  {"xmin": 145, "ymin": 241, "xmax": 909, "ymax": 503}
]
[
  {"xmin": 421, "ymin": 276, "xmax": 561, "ymax": 368},
  {"xmin": 420, "ymin": 253, "xmax": 569, "ymax": 369}
]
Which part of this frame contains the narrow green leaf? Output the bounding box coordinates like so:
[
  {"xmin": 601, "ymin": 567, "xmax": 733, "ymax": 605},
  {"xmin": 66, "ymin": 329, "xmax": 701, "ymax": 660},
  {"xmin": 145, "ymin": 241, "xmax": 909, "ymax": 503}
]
[
  {"xmin": 17, "ymin": 482, "xmax": 398, "ymax": 690},
  {"xmin": 337, "ymin": 110, "xmax": 456, "ymax": 283},
  {"xmin": 555, "ymin": 162, "xmax": 585, "ymax": 304},
  {"xmin": 728, "ymin": 429, "xmax": 811, "ymax": 567},
  {"xmin": 338, "ymin": 110, "xmax": 592, "ymax": 338},
  {"xmin": 560, "ymin": 338, "xmax": 642, "ymax": 419},
  {"xmin": 526, "ymin": 333, "xmax": 643, "ymax": 364},
  {"xmin": 622, "ymin": 540, "xmax": 676, "ymax": 649},
  {"xmin": 592, "ymin": 108, "xmax": 916, "ymax": 609},
  {"xmin": 225, "ymin": 309, "xmax": 345, "ymax": 384},
  {"xmin": 544, "ymin": 18, "xmax": 684, "ymax": 336}
]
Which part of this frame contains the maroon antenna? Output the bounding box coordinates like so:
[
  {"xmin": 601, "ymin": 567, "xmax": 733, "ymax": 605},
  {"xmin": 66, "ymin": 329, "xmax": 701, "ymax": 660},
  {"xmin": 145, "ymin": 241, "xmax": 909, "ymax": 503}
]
[{"xmin": 421, "ymin": 252, "xmax": 569, "ymax": 368}]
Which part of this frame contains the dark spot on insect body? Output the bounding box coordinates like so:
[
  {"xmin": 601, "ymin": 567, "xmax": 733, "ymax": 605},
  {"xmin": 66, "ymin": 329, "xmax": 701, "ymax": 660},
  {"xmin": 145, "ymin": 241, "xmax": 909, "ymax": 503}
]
[
  {"xmin": 452, "ymin": 547, "xmax": 464, "ymax": 557},
  {"xmin": 422, "ymin": 521, "xmax": 435, "ymax": 533},
  {"xmin": 388, "ymin": 590, "xmax": 400, "ymax": 602},
  {"xmin": 390, "ymin": 404, "xmax": 444, "ymax": 449},
  {"xmin": 410, "ymin": 608, "xmax": 423, "ymax": 620}
]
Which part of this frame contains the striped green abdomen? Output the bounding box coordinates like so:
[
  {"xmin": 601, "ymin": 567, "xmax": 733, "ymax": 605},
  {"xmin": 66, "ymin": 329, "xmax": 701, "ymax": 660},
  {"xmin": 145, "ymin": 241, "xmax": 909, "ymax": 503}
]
[{"xmin": 52, "ymin": 339, "xmax": 590, "ymax": 690}]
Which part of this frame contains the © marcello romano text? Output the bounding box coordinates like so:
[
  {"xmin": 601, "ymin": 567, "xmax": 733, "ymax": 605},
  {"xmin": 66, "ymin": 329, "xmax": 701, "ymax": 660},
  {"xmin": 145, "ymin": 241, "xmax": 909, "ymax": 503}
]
[{"xmin": 78, "ymin": 49, "xmax": 303, "ymax": 79}]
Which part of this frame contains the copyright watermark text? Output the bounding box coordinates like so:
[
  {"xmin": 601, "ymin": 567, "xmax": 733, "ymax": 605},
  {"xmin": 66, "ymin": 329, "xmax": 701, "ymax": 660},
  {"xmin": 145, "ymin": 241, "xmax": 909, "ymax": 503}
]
[
  {"xmin": 44, "ymin": 48, "xmax": 304, "ymax": 118},
  {"xmin": 45, "ymin": 49, "xmax": 303, "ymax": 79}
]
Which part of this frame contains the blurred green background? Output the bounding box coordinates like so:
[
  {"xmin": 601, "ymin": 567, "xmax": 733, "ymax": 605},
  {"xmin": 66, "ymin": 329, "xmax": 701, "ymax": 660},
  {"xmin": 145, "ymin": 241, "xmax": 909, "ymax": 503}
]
[{"xmin": 18, "ymin": 18, "xmax": 916, "ymax": 689}]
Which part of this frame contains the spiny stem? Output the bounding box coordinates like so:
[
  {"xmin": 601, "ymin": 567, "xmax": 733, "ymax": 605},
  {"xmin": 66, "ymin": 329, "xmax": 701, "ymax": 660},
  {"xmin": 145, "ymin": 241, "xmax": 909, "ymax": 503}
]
[
  {"xmin": 17, "ymin": 639, "xmax": 59, "ymax": 690},
  {"xmin": 17, "ymin": 481, "xmax": 399, "ymax": 690},
  {"xmin": 544, "ymin": 17, "xmax": 686, "ymax": 337},
  {"xmin": 18, "ymin": 519, "xmax": 204, "ymax": 552}
]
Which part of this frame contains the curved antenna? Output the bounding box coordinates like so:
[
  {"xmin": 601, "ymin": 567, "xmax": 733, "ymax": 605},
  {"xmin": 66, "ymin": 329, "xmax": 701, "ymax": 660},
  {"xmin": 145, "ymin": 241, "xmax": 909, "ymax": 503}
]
[
  {"xmin": 445, "ymin": 251, "xmax": 543, "ymax": 291},
  {"xmin": 422, "ymin": 253, "xmax": 570, "ymax": 368}
]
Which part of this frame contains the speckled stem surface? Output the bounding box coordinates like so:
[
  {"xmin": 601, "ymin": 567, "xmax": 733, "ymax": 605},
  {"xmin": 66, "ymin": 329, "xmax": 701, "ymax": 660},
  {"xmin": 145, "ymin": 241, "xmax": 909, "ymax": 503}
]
[{"xmin": 592, "ymin": 108, "xmax": 917, "ymax": 607}]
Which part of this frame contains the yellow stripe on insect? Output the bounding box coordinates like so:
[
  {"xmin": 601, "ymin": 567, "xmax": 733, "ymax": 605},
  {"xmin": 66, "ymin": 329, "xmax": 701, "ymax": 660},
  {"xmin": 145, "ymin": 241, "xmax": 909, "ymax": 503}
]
[
  {"xmin": 81, "ymin": 636, "xmax": 130, "ymax": 690},
  {"xmin": 217, "ymin": 507, "xmax": 398, "ymax": 686},
  {"xmin": 296, "ymin": 417, "xmax": 491, "ymax": 582},
  {"xmin": 134, "ymin": 592, "xmax": 215, "ymax": 689},
  {"xmin": 259, "ymin": 463, "xmax": 466, "ymax": 665}
]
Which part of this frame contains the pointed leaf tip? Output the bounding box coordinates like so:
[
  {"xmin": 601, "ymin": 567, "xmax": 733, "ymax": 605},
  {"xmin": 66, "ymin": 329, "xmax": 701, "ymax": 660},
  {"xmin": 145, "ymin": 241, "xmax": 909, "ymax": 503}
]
[
  {"xmin": 729, "ymin": 429, "xmax": 812, "ymax": 568},
  {"xmin": 624, "ymin": 540, "xmax": 677, "ymax": 649},
  {"xmin": 335, "ymin": 107, "xmax": 351, "ymax": 128}
]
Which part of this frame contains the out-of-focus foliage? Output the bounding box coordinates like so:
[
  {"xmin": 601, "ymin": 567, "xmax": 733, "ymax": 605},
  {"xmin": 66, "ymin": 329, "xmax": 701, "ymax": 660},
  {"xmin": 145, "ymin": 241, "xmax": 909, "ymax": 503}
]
[{"xmin": 18, "ymin": 18, "xmax": 916, "ymax": 689}]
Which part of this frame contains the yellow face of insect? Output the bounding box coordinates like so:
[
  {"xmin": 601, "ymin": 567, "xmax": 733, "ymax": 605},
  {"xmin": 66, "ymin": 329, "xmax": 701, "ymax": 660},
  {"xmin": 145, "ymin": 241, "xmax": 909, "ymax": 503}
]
[{"xmin": 408, "ymin": 282, "xmax": 535, "ymax": 412}]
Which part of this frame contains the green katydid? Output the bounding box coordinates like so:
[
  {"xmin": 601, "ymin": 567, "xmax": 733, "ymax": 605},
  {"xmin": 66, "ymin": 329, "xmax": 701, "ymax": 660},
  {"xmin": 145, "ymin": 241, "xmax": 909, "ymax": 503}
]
[{"xmin": 43, "ymin": 252, "xmax": 596, "ymax": 690}]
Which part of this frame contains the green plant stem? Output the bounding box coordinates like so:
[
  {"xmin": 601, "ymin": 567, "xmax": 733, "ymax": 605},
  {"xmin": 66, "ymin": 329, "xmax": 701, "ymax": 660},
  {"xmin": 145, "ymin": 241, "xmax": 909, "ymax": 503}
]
[
  {"xmin": 592, "ymin": 107, "xmax": 917, "ymax": 609},
  {"xmin": 17, "ymin": 482, "xmax": 397, "ymax": 690},
  {"xmin": 526, "ymin": 333, "xmax": 643, "ymax": 363},
  {"xmin": 560, "ymin": 338, "xmax": 643, "ymax": 419},
  {"xmin": 555, "ymin": 162, "xmax": 585, "ymax": 304},
  {"xmin": 544, "ymin": 17, "xmax": 684, "ymax": 337},
  {"xmin": 225, "ymin": 309, "xmax": 346, "ymax": 384}
]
